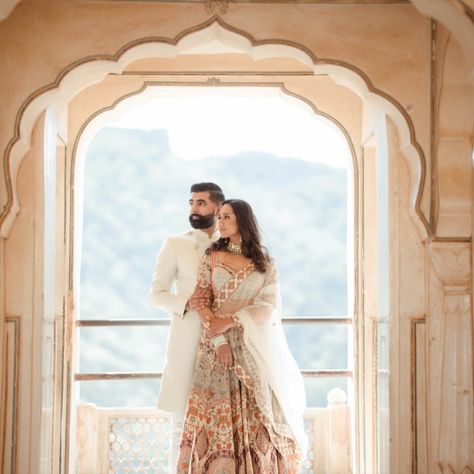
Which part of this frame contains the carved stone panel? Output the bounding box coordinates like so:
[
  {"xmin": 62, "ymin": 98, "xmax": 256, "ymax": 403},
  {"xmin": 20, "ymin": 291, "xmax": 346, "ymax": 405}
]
[{"xmin": 428, "ymin": 242, "xmax": 473, "ymax": 473}]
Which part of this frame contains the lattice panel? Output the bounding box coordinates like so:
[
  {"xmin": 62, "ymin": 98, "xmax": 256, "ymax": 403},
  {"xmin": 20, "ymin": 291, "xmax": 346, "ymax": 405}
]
[
  {"xmin": 108, "ymin": 414, "xmax": 316, "ymax": 473},
  {"xmin": 301, "ymin": 417, "xmax": 315, "ymax": 473},
  {"xmin": 109, "ymin": 416, "xmax": 171, "ymax": 474}
]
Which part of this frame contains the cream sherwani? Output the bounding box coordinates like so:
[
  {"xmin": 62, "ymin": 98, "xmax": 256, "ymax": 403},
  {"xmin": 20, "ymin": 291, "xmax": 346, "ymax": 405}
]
[{"xmin": 150, "ymin": 228, "xmax": 219, "ymax": 414}]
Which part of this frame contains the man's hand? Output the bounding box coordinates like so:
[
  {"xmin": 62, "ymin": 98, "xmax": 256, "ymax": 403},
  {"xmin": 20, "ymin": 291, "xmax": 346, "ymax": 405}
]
[
  {"xmin": 216, "ymin": 344, "xmax": 233, "ymax": 368},
  {"xmin": 207, "ymin": 318, "xmax": 233, "ymax": 338},
  {"xmin": 187, "ymin": 294, "xmax": 208, "ymax": 311}
]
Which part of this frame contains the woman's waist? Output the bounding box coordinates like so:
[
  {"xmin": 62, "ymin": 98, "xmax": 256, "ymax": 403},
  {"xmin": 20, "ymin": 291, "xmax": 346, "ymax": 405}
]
[{"xmin": 211, "ymin": 299, "xmax": 253, "ymax": 313}]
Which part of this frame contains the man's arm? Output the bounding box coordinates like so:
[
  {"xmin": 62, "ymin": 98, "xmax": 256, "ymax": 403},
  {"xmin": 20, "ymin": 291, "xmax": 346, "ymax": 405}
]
[{"xmin": 150, "ymin": 237, "xmax": 188, "ymax": 318}]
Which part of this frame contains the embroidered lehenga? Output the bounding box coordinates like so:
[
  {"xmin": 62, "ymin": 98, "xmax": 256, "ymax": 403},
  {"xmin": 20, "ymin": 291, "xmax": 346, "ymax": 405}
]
[{"xmin": 177, "ymin": 253, "xmax": 307, "ymax": 473}]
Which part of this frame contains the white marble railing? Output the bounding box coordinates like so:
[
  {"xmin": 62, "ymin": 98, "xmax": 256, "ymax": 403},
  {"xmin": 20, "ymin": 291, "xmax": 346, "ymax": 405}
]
[{"xmin": 76, "ymin": 388, "xmax": 351, "ymax": 474}]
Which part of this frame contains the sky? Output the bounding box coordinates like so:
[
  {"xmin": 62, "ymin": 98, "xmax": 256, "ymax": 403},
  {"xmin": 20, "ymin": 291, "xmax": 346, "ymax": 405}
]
[{"xmin": 109, "ymin": 86, "xmax": 350, "ymax": 168}]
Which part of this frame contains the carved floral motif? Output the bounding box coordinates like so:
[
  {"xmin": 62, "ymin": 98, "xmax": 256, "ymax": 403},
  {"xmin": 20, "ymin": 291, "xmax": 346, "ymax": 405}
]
[
  {"xmin": 429, "ymin": 242, "xmax": 471, "ymax": 292},
  {"xmin": 437, "ymin": 462, "xmax": 474, "ymax": 474},
  {"xmin": 204, "ymin": 1, "xmax": 229, "ymax": 15}
]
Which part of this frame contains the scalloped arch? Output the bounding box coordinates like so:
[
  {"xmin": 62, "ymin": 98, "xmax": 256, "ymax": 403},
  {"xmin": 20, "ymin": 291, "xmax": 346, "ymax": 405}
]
[{"xmin": 0, "ymin": 16, "xmax": 430, "ymax": 238}]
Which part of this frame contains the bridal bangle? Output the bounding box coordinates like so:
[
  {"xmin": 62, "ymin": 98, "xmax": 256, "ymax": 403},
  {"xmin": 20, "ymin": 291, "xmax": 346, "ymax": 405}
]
[{"xmin": 211, "ymin": 334, "xmax": 227, "ymax": 349}]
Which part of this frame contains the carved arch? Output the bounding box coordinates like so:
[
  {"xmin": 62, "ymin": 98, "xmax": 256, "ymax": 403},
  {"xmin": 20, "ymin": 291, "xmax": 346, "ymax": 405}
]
[{"xmin": 0, "ymin": 16, "xmax": 430, "ymax": 238}]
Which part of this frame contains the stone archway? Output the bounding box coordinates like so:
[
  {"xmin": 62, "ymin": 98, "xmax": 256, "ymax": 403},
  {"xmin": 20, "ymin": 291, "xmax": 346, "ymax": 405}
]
[
  {"xmin": 70, "ymin": 77, "xmax": 360, "ymax": 473},
  {"xmin": 0, "ymin": 17, "xmax": 430, "ymax": 240},
  {"xmin": 1, "ymin": 14, "xmax": 438, "ymax": 474}
]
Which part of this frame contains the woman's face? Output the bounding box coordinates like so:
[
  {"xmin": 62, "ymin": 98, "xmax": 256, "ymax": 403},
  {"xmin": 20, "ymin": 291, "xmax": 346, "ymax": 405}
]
[{"xmin": 218, "ymin": 204, "xmax": 240, "ymax": 240}]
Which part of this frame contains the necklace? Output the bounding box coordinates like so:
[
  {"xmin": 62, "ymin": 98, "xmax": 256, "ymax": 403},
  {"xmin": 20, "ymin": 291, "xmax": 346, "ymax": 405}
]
[{"xmin": 227, "ymin": 240, "xmax": 242, "ymax": 255}]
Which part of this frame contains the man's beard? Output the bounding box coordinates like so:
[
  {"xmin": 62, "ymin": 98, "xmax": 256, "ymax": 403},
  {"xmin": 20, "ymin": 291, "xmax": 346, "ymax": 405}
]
[{"xmin": 189, "ymin": 213, "xmax": 215, "ymax": 229}]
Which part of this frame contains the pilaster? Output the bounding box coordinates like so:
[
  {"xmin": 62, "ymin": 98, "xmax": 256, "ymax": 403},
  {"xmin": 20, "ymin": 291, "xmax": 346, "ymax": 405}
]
[{"xmin": 428, "ymin": 241, "xmax": 473, "ymax": 473}]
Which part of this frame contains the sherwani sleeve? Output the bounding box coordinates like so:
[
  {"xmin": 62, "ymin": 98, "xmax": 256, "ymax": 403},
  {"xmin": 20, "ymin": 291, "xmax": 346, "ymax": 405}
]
[{"xmin": 149, "ymin": 237, "xmax": 188, "ymax": 318}]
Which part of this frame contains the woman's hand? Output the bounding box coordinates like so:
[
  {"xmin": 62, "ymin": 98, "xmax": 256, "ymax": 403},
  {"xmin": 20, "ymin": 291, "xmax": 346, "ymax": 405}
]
[
  {"xmin": 216, "ymin": 344, "xmax": 233, "ymax": 368},
  {"xmin": 198, "ymin": 307, "xmax": 214, "ymax": 324},
  {"xmin": 207, "ymin": 317, "xmax": 233, "ymax": 338}
]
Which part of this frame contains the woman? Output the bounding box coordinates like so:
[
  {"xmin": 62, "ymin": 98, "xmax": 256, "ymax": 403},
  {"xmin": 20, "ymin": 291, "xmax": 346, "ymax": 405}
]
[{"xmin": 177, "ymin": 199, "xmax": 307, "ymax": 473}]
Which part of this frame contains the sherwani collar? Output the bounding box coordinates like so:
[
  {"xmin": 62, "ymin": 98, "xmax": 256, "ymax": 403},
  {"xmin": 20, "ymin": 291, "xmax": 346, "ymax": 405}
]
[{"xmin": 192, "ymin": 228, "xmax": 220, "ymax": 242}]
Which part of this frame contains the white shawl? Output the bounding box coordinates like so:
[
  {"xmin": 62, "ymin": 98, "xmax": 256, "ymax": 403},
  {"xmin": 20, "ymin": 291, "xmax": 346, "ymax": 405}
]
[{"xmin": 229, "ymin": 259, "xmax": 308, "ymax": 456}]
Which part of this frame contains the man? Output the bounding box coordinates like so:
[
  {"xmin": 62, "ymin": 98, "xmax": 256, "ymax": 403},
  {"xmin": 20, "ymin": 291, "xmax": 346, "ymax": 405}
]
[{"xmin": 149, "ymin": 182, "xmax": 224, "ymax": 470}]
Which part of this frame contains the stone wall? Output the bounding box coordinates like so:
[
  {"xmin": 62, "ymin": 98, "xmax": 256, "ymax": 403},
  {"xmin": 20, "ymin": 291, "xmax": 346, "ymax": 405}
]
[{"xmin": 0, "ymin": 2, "xmax": 472, "ymax": 473}]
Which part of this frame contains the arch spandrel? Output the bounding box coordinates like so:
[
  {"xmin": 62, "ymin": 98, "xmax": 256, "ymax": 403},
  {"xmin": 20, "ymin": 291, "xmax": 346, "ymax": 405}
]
[{"xmin": 1, "ymin": 16, "xmax": 430, "ymax": 239}]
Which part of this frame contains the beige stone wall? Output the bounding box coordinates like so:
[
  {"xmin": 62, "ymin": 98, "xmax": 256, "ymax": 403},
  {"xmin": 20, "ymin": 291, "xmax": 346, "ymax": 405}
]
[
  {"xmin": 0, "ymin": 2, "xmax": 472, "ymax": 473},
  {"xmin": 434, "ymin": 24, "xmax": 473, "ymax": 237},
  {"xmin": 0, "ymin": 2, "xmax": 433, "ymax": 225}
]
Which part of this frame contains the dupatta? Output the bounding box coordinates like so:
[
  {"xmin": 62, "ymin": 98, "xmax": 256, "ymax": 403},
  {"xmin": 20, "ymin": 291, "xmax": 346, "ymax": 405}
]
[{"xmin": 230, "ymin": 259, "xmax": 308, "ymax": 457}]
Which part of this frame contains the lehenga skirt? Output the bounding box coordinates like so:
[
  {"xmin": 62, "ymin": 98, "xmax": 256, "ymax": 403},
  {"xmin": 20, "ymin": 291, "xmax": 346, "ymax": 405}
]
[{"xmin": 176, "ymin": 327, "xmax": 301, "ymax": 474}]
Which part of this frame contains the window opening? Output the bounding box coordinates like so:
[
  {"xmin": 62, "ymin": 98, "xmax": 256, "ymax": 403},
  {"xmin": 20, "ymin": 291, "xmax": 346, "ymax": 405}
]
[{"xmin": 75, "ymin": 86, "xmax": 354, "ymax": 472}]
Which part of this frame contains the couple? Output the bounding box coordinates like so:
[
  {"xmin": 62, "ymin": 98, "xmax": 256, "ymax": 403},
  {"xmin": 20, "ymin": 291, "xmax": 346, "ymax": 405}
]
[{"xmin": 150, "ymin": 183, "xmax": 306, "ymax": 473}]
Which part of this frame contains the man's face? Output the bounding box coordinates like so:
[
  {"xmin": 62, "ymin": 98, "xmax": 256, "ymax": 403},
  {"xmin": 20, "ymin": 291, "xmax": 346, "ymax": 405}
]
[{"xmin": 188, "ymin": 191, "xmax": 218, "ymax": 229}]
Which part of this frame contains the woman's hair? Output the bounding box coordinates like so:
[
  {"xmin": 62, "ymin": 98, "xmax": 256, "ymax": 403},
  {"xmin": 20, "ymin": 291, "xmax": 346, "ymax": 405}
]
[{"xmin": 209, "ymin": 199, "xmax": 269, "ymax": 272}]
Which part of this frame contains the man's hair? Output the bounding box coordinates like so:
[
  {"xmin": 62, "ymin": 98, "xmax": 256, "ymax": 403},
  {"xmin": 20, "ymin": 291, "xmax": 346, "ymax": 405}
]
[{"xmin": 190, "ymin": 182, "xmax": 225, "ymax": 204}]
